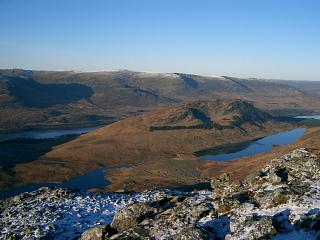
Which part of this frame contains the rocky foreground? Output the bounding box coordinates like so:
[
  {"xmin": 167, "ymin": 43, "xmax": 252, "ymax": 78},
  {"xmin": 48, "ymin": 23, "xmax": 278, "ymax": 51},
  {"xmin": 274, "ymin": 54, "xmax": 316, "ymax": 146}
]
[{"xmin": 1, "ymin": 148, "xmax": 320, "ymax": 239}]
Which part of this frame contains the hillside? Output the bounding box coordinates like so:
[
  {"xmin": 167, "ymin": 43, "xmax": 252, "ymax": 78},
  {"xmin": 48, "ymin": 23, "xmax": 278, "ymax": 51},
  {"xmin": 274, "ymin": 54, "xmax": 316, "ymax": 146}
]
[
  {"xmin": 1, "ymin": 69, "xmax": 320, "ymax": 133},
  {"xmin": 10, "ymin": 100, "xmax": 301, "ymax": 191}
]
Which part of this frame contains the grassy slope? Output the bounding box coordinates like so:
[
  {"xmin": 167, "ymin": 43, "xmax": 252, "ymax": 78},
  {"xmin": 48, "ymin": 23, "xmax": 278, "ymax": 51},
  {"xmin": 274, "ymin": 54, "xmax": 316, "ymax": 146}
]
[{"xmin": 10, "ymin": 100, "xmax": 304, "ymax": 191}]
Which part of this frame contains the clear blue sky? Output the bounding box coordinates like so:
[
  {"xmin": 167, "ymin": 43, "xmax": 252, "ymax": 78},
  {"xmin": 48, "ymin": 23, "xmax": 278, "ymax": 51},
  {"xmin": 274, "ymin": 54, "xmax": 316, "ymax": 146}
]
[{"xmin": 1, "ymin": 0, "xmax": 320, "ymax": 80}]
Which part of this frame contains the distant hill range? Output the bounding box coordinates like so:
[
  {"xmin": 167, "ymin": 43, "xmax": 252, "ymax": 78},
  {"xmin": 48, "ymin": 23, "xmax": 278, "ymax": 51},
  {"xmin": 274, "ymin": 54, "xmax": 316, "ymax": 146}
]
[{"xmin": 1, "ymin": 69, "xmax": 320, "ymax": 133}]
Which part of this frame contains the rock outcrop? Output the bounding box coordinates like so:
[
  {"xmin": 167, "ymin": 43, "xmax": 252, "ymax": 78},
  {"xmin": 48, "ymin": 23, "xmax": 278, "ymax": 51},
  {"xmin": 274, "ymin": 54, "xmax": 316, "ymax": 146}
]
[{"xmin": 1, "ymin": 148, "xmax": 319, "ymax": 239}]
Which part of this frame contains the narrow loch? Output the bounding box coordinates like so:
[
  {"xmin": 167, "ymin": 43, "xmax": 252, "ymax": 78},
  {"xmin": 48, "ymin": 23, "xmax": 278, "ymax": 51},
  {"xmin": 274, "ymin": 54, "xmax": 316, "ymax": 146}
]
[
  {"xmin": 0, "ymin": 126, "xmax": 100, "ymax": 142},
  {"xmin": 294, "ymin": 115, "xmax": 320, "ymax": 120},
  {"xmin": 0, "ymin": 166, "xmax": 130, "ymax": 199},
  {"xmin": 198, "ymin": 128, "xmax": 305, "ymax": 161}
]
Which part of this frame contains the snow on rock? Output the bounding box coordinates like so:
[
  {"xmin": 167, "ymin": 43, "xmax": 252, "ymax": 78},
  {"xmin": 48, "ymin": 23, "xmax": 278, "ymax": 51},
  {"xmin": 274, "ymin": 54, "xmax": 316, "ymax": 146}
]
[{"xmin": 0, "ymin": 188, "xmax": 180, "ymax": 239}]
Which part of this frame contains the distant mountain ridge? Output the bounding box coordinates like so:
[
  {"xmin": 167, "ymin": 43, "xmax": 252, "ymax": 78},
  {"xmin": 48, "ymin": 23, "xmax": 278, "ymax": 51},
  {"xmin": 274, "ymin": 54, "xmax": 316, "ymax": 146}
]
[{"xmin": 1, "ymin": 69, "xmax": 320, "ymax": 133}]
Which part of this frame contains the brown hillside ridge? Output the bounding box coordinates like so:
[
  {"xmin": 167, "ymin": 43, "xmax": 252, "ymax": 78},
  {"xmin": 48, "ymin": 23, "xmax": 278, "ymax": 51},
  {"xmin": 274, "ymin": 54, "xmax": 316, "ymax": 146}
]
[
  {"xmin": 1, "ymin": 69, "xmax": 320, "ymax": 133},
  {"xmin": 9, "ymin": 99, "xmax": 314, "ymax": 191}
]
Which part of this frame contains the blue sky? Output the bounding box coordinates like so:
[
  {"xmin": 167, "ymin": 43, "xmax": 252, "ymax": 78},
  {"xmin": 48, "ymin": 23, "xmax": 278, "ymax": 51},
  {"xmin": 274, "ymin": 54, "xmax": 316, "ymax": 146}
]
[{"xmin": 1, "ymin": 0, "xmax": 320, "ymax": 80}]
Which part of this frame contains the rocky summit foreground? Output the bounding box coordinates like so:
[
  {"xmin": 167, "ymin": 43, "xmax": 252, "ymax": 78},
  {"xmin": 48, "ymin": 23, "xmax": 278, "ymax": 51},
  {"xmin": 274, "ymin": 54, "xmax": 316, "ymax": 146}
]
[{"xmin": 1, "ymin": 148, "xmax": 319, "ymax": 239}]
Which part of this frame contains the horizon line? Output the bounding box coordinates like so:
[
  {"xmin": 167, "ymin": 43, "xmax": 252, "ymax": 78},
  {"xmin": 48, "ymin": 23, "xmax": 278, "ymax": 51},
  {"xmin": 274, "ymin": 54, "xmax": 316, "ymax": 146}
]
[{"xmin": 1, "ymin": 67, "xmax": 319, "ymax": 82}]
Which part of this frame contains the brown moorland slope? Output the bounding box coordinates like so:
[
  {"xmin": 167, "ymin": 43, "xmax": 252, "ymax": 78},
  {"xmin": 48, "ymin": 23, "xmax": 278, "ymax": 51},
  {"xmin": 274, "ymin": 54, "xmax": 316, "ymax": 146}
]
[
  {"xmin": 11, "ymin": 100, "xmax": 307, "ymax": 191},
  {"xmin": 1, "ymin": 69, "xmax": 320, "ymax": 133}
]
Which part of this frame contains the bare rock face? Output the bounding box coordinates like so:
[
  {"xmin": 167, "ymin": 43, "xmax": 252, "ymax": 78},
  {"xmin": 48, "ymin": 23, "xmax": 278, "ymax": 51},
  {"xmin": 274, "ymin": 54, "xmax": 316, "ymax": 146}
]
[
  {"xmin": 110, "ymin": 203, "xmax": 155, "ymax": 232},
  {"xmin": 80, "ymin": 225, "xmax": 109, "ymax": 240},
  {"xmin": 228, "ymin": 215, "xmax": 276, "ymax": 240},
  {"xmin": 209, "ymin": 148, "xmax": 320, "ymax": 239},
  {"xmin": 79, "ymin": 224, "xmax": 119, "ymax": 240},
  {"xmin": 255, "ymin": 148, "xmax": 319, "ymax": 185},
  {"xmin": 210, "ymin": 173, "xmax": 230, "ymax": 200},
  {"xmin": 171, "ymin": 225, "xmax": 215, "ymax": 240}
]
